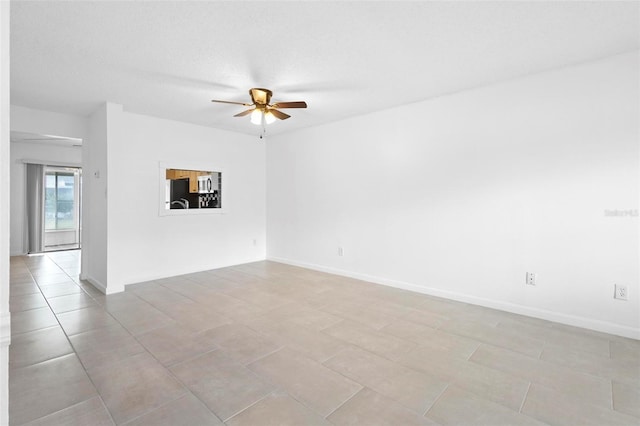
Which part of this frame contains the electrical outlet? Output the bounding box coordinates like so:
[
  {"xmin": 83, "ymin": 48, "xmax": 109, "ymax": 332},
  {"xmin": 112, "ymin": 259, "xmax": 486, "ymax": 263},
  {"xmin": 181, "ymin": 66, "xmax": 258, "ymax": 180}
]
[
  {"xmin": 526, "ymin": 272, "xmax": 536, "ymax": 286},
  {"xmin": 614, "ymin": 284, "xmax": 628, "ymax": 301},
  {"xmin": 338, "ymin": 247, "xmax": 344, "ymax": 257}
]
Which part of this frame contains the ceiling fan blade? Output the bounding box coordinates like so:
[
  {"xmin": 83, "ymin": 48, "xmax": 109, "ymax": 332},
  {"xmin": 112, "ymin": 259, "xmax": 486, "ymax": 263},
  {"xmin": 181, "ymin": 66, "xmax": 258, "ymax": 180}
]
[
  {"xmin": 211, "ymin": 99, "xmax": 253, "ymax": 106},
  {"xmin": 234, "ymin": 108, "xmax": 255, "ymax": 117},
  {"xmin": 271, "ymin": 101, "xmax": 307, "ymax": 109},
  {"xmin": 269, "ymin": 109, "xmax": 290, "ymax": 120}
]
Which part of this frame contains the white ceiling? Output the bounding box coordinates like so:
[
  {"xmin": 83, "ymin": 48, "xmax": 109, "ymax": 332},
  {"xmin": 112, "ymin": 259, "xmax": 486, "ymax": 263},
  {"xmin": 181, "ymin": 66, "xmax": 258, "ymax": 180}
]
[{"xmin": 10, "ymin": 1, "xmax": 640, "ymax": 137}]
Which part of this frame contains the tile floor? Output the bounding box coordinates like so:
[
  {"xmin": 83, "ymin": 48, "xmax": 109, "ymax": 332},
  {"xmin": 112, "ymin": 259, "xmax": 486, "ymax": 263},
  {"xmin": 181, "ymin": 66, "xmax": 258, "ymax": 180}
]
[{"xmin": 8, "ymin": 250, "xmax": 640, "ymax": 425}]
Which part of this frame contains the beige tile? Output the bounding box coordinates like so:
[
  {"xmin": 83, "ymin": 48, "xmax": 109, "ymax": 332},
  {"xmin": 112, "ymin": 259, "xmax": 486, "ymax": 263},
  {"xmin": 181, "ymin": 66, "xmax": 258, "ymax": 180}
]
[
  {"xmin": 324, "ymin": 346, "xmax": 411, "ymax": 387},
  {"xmin": 320, "ymin": 300, "xmax": 397, "ymax": 330},
  {"xmin": 471, "ymin": 344, "xmax": 613, "ymax": 409},
  {"xmin": 245, "ymin": 301, "xmax": 308, "ymax": 323},
  {"xmin": 33, "ymin": 272, "xmax": 71, "ymax": 285},
  {"xmin": 57, "ymin": 306, "xmax": 120, "ymax": 336},
  {"xmin": 226, "ymin": 392, "xmax": 331, "ymax": 426},
  {"xmin": 455, "ymin": 305, "xmax": 517, "ymax": 327},
  {"xmin": 39, "ymin": 280, "xmax": 84, "ymax": 298},
  {"xmin": 409, "ymin": 328, "xmax": 481, "ymax": 359},
  {"xmin": 109, "ymin": 303, "xmax": 177, "ymax": 335},
  {"xmin": 93, "ymin": 291, "xmax": 149, "ymax": 313},
  {"xmin": 9, "ymin": 354, "xmax": 98, "ymax": 425},
  {"xmin": 69, "ymin": 324, "xmax": 146, "ymax": 371},
  {"xmin": 323, "ymin": 320, "xmax": 416, "ymax": 360},
  {"xmin": 522, "ymin": 384, "xmax": 637, "ymax": 426},
  {"xmin": 379, "ymin": 319, "xmax": 436, "ymax": 340},
  {"xmin": 89, "ymin": 352, "xmax": 187, "ymax": 424},
  {"xmin": 371, "ymin": 369, "xmax": 449, "ymax": 414},
  {"xmin": 137, "ymin": 324, "xmax": 219, "ymax": 366},
  {"xmin": 11, "ymin": 306, "xmax": 58, "ymax": 334},
  {"xmin": 299, "ymin": 289, "xmax": 354, "ymax": 309},
  {"xmin": 290, "ymin": 307, "xmax": 344, "ymax": 330},
  {"xmin": 201, "ymin": 323, "xmax": 281, "ymax": 365},
  {"xmin": 494, "ymin": 317, "xmax": 555, "ymax": 340},
  {"xmin": 399, "ymin": 346, "xmax": 530, "ymax": 411},
  {"xmin": 9, "ymin": 282, "xmax": 41, "ymax": 297},
  {"xmin": 610, "ymin": 339, "xmax": 640, "ymax": 363},
  {"xmin": 10, "ymin": 271, "xmax": 32, "ymax": 282},
  {"xmin": 366, "ymin": 300, "xmax": 414, "ymax": 318},
  {"xmin": 198, "ymin": 276, "xmax": 247, "ymax": 292},
  {"xmin": 439, "ymin": 319, "xmax": 544, "ymax": 358},
  {"xmin": 26, "ymin": 396, "xmax": 114, "ymax": 426},
  {"xmin": 11, "ymin": 255, "xmax": 638, "ymax": 426},
  {"xmin": 47, "ymin": 292, "xmax": 98, "ymax": 314},
  {"xmin": 124, "ymin": 393, "xmax": 223, "ymax": 426},
  {"xmin": 249, "ymin": 320, "xmax": 350, "ymax": 363},
  {"xmin": 208, "ymin": 268, "xmax": 264, "ymax": 285},
  {"xmin": 324, "ymin": 346, "xmax": 448, "ymax": 413},
  {"xmin": 367, "ymin": 287, "xmax": 434, "ymax": 309},
  {"xmin": 416, "ymin": 296, "xmax": 467, "ymax": 316},
  {"xmin": 250, "ymin": 302, "xmax": 344, "ymax": 331},
  {"xmin": 248, "ymin": 347, "xmax": 362, "ymax": 417},
  {"xmin": 221, "ymin": 287, "xmax": 291, "ymax": 309},
  {"xmin": 158, "ymin": 301, "xmax": 230, "ymax": 333},
  {"xmin": 612, "ymin": 381, "xmax": 640, "ymax": 419},
  {"xmin": 426, "ymin": 386, "xmax": 545, "ymax": 425},
  {"xmin": 9, "ymin": 292, "xmax": 48, "ymax": 312},
  {"xmin": 534, "ymin": 322, "xmax": 613, "ymax": 358},
  {"xmin": 131, "ymin": 285, "xmax": 196, "ymax": 310},
  {"xmin": 170, "ymin": 350, "xmax": 273, "ymax": 421},
  {"xmin": 200, "ymin": 291, "xmax": 267, "ymax": 318},
  {"xmin": 402, "ymin": 308, "xmax": 449, "ymax": 328},
  {"xmin": 158, "ymin": 279, "xmax": 219, "ymax": 301},
  {"xmin": 9, "ymin": 326, "xmax": 73, "ymax": 369},
  {"xmin": 541, "ymin": 344, "xmax": 640, "ymax": 386},
  {"xmin": 327, "ymin": 388, "xmax": 435, "ymax": 425}
]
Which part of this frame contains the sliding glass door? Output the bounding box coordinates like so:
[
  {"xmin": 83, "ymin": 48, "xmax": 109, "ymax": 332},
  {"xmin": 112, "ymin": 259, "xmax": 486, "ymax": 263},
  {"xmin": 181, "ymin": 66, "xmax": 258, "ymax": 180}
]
[{"xmin": 43, "ymin": 167, "xmax": 81, "ymax": 251}]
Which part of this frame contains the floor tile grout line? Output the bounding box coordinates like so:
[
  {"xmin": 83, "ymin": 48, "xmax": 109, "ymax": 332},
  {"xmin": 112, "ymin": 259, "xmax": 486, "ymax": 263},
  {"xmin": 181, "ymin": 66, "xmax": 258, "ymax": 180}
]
[
  {"xmin": 105, "ymin": 315, "xmax": 224, "ymax": 425},
  {"xmin": 242, "ymin": 344, "xmax": 287, "ymax": 367},
  {"xmin": 221, "ymin": 390, "xmax": 275, "ymax": 423},
  {"xmin": 14, "ymin": 253, "xmax": 118, "ymax": 426},
  {"xmin": 422, "ymin": 383, "xmax": 450, "ymax": 418},
  {"xmin": 322, "ymin": 384, "xmax": 365, "ymax": 420},
  {"xmin": 518, "ymin": 382, "xmax": 532, "ymax": 413}
]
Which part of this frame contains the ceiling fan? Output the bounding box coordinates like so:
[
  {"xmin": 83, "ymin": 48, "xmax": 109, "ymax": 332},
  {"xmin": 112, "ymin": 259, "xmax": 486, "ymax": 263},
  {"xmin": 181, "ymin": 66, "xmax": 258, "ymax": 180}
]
[{"xmin": 211, "ymin": 88, "xmax": 307, "ymax": 125}]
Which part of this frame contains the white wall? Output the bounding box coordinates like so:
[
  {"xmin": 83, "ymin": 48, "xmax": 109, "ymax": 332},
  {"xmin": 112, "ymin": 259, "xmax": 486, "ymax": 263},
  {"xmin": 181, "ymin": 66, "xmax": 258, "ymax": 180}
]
[
  {"xmin": 266, "ymin": 51, "xmax": 640, "ymax": 339},
  {"xmin": 0, "ymin": 1, "xmax": 10, "ymax": 423},
  {"xmin": 11, "ymin": 105, "xmax": 87, "ymax": 141},
  {"xmin": 81, "ymin": 103, "xmax": 113, "ymax": 292},
  {"xmin": 106, "ymin": 108, "xmax": 266, "ymax": 288},
  {"xmin": 9, "ymin": 142, "xmax": 81, "ymax": 255},
  {"xmin": 9, "ymin": 105, "xmax": 87, "ymax": 256}
]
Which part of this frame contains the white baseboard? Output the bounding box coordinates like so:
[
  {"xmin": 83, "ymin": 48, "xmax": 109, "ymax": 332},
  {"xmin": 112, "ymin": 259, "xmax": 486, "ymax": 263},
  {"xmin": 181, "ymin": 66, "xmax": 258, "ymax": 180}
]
[
  {"xmin": 82, "ymin": 275, "xmax": 107, "ymax": 295},
  {"xmin": 80, "ymin": 274, "xmax": 125, "ymax": 295},
  {"xmin": 268, "ymin": 256, "xmax": 640, "ymax": 340}
]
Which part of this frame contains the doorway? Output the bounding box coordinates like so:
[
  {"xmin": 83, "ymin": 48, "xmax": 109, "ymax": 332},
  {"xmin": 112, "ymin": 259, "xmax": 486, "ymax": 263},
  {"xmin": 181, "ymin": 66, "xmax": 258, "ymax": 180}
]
[{"xmin": 42, "ymin": 166, "xmax": 82, "ymax": 252}]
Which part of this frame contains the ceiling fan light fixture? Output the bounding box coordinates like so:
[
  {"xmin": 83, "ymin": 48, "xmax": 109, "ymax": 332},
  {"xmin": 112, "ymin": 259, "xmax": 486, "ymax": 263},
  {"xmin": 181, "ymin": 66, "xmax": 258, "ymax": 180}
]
[
  {"xmin": 250, "ymin": 109, "xmax": 263, "ymax": 125},
  {"xmin": 212, "ymin": 88, "xmax": 307, "ymax": 126},
  {"xmin": 264, "ymin": 110, "xmax": 276, "ymax": 124}
]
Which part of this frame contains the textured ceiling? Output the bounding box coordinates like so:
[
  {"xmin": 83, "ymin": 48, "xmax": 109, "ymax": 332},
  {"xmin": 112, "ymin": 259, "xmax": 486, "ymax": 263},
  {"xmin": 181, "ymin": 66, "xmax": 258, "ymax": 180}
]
[{"xmin": 10, "ymin": 1, "xmax": 640, "ymax": 136}]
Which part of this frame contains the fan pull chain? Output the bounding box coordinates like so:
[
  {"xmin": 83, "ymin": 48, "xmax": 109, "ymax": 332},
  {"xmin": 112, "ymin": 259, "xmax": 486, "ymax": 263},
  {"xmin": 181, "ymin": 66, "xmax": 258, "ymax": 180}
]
[{"xmin": 259, "ymin": 122, "xmax": 267, "ymax": 140}]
